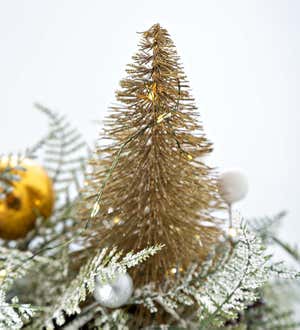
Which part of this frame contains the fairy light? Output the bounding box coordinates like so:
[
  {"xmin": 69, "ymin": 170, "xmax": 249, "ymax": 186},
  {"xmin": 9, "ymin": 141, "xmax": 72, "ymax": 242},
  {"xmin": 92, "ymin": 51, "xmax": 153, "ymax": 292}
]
[
  {"xmin": 227, "ymin": 227, "xmax": 238, "ymax": 239},
  {"xmin": 113, "ymin": 216, "xmax": 121, "ymax": 224},
  {"xmin": 170, "ymin": 267, "xmax": 177, "ymax": 275},
  {"xmin": 169, "ymin": 266, "xmax": 184, "ymax": 275}
]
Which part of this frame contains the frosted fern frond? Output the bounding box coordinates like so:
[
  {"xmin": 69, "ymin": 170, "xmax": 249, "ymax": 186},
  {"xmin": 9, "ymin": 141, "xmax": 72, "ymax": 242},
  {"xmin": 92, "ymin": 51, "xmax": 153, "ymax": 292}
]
[
  {"xmin": 0, "ymin": 247, "xmax": 49, "ymax": 329},
  {"xmin": 248, "ymin": 211, "xmax": 286, "ymax": 243},
  {"xmin": 89, "ymin": 307, "xmax": 129, "ymax": 330},
  {"xmin": 243, "ymin": 302, "xmax": 300, "ymax": 330},
  {"xmin": 0, "ymin": 247, "xmax": 52, "ymax": 328},
  {"xmin": 0, "ymin": 246, "xmax": 49, "ymax": 291},
  {"xmin": 272, "ymin": 239, "xmax": 300, "ymax": 263},
  {"xmin": 0, "ymin": 291, "xmax": 39, "ymax": 330},
  {"xmin": 249, "ymin": 212, "xmax": 300, "ymax": 263},
  {"xmin": 197, "ymin": 227, "xmax": 299, "ymax": 328},
  {"xmin": 269, "ymin": 261, "xmax": 300, "ymax": 279},
  {"xmin": 132, "ymin": 226, "xmax": 295, "ymax": 328},
  {"xmin": 33, "ymin": 103, "xmax": 88, "ymax": 200},
  {"xmin": 0, "ymin": 156, "xmax": 25, "ymax": 200},
  {"xmin": 51, "ymin": 303, "xmax": 129, "ymax": 330},
  {"xmin": 14, "ymin": 104, "xmax": 90, "ymax": 252},
  {"xmin": 43, "ymin": 245, "xmax": 162, "ymax": 329},
  {"xmin": 197, "ymin": 227, "xmax": 277, "ymax": 327}
]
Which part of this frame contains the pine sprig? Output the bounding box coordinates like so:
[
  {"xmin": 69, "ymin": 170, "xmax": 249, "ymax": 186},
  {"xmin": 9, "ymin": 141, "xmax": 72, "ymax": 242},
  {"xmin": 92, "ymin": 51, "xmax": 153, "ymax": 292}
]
[
  {"xmin": 0, "ymin": 246, "xmax": 49, "ymax": 291},
  {"xmin": 131, "ymin": 226, "xmax": 300, "ymax": 329},
  {"xmin": 243, "ymin": 302, "xmax": 300, "ymax": 330},
  {"xmin": 40, "ymin": 245, "xmax": 162, "ymax": 329},
  {"xmin": 197, "ymin": 226, "xmax": 297, "ymax": 328},
  {"xmin": 0, "ymin": 247, "xmax": 49, "ymax": 329},
  {"xmin": 0, "ymin": 292, "xmax": 38, "ymax": 330}
]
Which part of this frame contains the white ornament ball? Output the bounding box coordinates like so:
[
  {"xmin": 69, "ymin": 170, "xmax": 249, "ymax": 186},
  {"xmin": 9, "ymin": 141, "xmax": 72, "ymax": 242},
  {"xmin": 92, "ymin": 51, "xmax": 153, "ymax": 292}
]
[
  {"xmin": 93, "ymin": 271, "xmax": 133, "ymax": 308},
  {"xmin": 218, "ymin": 170, "xmax": 248, "ymax": 204}
]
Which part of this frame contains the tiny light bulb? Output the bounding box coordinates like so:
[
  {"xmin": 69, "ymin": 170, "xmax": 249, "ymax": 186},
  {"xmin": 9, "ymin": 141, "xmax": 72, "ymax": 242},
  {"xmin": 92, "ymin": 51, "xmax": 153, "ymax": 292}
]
[
  {"xmin": 170, "ymin": 267, "xmax": 177, "ymax": 275},
  {"xmin": 113, "ymin": 216, "xmax": 121, "ymax": 224},
  {"xmin": 227, "ymin": 227, "xmax": 238, "ymax": 239}
]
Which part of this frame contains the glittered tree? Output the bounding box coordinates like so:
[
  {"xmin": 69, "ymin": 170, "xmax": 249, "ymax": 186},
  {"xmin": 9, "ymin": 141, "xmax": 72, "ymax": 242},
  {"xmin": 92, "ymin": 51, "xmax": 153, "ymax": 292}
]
[{"xmin": 80, "ymin": 23, "xmax": 224, "ymax": 286}]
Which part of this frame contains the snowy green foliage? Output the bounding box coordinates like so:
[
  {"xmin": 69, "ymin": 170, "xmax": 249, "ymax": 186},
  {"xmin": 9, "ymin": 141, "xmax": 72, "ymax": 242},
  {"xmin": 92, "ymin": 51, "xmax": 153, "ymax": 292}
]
[
  {"xmin": 248, "ymin": 212, "xmax": 300, "ymax": 330},
  {"xmin": 0, "ymin": 246, "xmax": 49, "ymax": 291},
  {"xmin": 197, "ymin": 227, "xmax": 270, "ymax": 328},
  {"xmin": 0, "ymin": 107, "xmax": 299, "ymax": 329},
  {"xmin": 0, "ymin": 293, "xmax": 36, "ymax": 330},
  {"xmin": 1, "ymin": 214, "xmax": 298, "ymax": 329},
  {"xmin": 0, "ymin": 160, "xmax": 25, "ymax": 200},
  {"xmin": 131, "ymin": 225, "xmax": 300, "ymax": 329},
  {"xmin": 242, "ymin": 301, "xmax": 300, "ymax": 330},
  {"xmin": 0, "ymin": 247, "xmax": 48, "ymax": 329},
  {"xmin": 38, "ymin": 245, "xmax": 163, "ymax": 329}
]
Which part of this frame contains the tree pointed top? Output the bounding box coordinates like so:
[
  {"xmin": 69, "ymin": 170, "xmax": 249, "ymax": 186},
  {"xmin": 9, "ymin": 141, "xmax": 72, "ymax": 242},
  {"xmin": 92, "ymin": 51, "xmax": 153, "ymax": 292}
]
[{"xmin": 142, "ymin": 23, "xmax": 164, "ymax": 36}]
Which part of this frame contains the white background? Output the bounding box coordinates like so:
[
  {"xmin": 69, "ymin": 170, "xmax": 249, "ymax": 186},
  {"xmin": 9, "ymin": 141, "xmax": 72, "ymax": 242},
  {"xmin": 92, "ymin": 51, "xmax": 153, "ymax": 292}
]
[{"xmin": 0, "ymin": 1, "xmax": 299, "ymax": 248}]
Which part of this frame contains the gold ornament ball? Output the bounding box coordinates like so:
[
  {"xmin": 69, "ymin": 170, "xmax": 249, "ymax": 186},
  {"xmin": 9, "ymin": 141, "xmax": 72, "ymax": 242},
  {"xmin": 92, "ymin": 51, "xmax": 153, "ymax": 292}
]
[
  {"xmin": 0, "ymin": 185, "xmax": 36, "ymax": 240},
  {"xmin": 16, "ymin": 158, "xmax": 55, "ymax": 218},
  {"xmin": 0, "ymin": 158, "xmax": 55, "ymax": 239}
]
